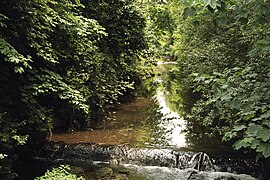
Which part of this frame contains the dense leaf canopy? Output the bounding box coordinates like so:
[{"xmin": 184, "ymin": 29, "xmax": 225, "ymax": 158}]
[{"xmin": 0, "ymin": 0, "xmax": 149, "ymax": 178}]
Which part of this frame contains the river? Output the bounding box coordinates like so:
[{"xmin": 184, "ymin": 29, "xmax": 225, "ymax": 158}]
[{"xmin": 15, "ymin": 62, "xmax": 268, "ymax": 179}]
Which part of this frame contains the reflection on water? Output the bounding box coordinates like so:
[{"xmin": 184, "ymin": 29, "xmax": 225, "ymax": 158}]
[
  {"xmin": 155, "ymin": 89, "xmax": 186, "ymax": 147},
  {"xmin": 51, "ymin": 89, "xmax": 187, "ymax": 149}
]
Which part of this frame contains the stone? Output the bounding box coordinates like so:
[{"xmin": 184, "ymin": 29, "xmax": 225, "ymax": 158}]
[
  {"xmin": 41, "ymin": 142, "xmax": 264, "ymax": 178},
  {"xmin": 69, "ymin": 166, "xmax": 85, "ymax": 175},
  {"xmin": 118, "ymin": 168, "xmax": 129, "ymax": 175},
  {"xmin": 96, "ymin": 167, "xmax": 113, "ymax": 178},
  {"xmin": 113, "ymin": 174, "xmax": 129, "ymax": 180}
]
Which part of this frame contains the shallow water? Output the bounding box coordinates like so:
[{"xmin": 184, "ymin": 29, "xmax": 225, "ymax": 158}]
[{"xmin": 50, "ymin": 62, "xmax": 234, "ymax": 156}]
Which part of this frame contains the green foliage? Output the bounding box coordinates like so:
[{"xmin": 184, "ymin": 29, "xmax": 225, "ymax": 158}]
[
  {"xmin": 35, "ymin": 165, "xmax": 85, "ymax": 180},
  {"xmin": 204, "ymin": 0, "xmax": 222, "ymax": 9},
  {"xmin": 180, "ymin": 0, "xmax": 270, "ymax": 159},
  {"xmin": 81, "ymin": 0, "xmax": 147, "ymax": 57},
  {"xmin": 138, "ymin": 0, "xmax": 178, "ymax": 56},
  {"xmin": 191, "ymin": 65, "xmax": 270, "ymax": 158},
  {"xmin": 0, "ymin": 12, "xmax": 32, "ymax": 74},
  {"xmin": 182, "ymin": 6, "xmax": 196, "ymax": 20},
  {"xmin": 0, "ymin": 38, "xmax": 32, "ymax": 73},
  {"xmin": 0, "ymin": 0, "xmax": 147, "ymax": 129},
  {"xmin": 0, "ymin": 0, "xmax": 149, "ymax": 178}
]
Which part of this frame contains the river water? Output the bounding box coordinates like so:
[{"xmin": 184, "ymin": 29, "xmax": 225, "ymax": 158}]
[{"xmin": 50, "ymin": 90, "xmax": 187, "ymax": 149}]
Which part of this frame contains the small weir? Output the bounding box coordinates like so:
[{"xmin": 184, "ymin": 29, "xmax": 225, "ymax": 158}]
[{"xmin": 37, "ymin": 142, "xmax": 263, "ymax": 179}]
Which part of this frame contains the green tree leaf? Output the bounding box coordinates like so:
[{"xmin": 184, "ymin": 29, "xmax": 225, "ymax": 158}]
[
  {"xmin": 204, "ymin": 0, "xmax": 221, "ymax": 9},
  {"xmin": 182, "ymin": 6, "xmax": 196, "ymax": 20},
  {"xmin": 256, "ymin": 143, "xmax": 270, "ymax": 158},
  {"xmin": 257, "ymin": 129, "xmax": 270, "ymax": 142},
  {"xmin": 233, "ymin": 125, "xmax": 246, "ymax": 132}
]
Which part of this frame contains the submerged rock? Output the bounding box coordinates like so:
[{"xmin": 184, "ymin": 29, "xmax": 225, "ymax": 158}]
[
  {"xmin": 118, "ymin": 169, "xmax": 129, "ymax": 175},
  {"xmin": 69, "ymin": 166, "xmax": 85, "ymax": 175},
  {"xmin": 96, "ymin": 167, "xmax": 113, "ymax": 178},
  {"xmin": 113, "ymin": 173, "xmax": 129, "ymax": 180}
]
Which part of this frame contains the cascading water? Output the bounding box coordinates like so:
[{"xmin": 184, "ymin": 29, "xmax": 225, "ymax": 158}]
[{"xmin": 38, "ymin": 142, "xmax": 261, "ymax": 179}]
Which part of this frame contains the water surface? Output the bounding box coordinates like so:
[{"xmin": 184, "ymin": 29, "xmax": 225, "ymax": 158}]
[{"xmin": 51, "ymin": 91, "xmax": 187, "ymax": 149}]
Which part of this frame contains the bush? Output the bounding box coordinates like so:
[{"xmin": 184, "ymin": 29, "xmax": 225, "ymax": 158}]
[{"xmin": 35, "ymin": 165, "xmax": 85, "ymax": 180}]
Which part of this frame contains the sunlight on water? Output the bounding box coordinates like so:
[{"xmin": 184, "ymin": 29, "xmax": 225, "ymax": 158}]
[{"xmin": 155, "ymin": 89, "xmax": 187, "ymax": 147}]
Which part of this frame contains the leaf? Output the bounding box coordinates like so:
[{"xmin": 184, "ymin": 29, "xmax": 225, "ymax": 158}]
[
  {"xmin": 260, "ymin": 112, "xmax": 270, "ymax": 120},
  {"xmin": 182, "ymin": 6, "xmax": 196, "ymax": 20},
  {"xmin": 233, "ymin": 125, "xmax": 246, "ymax": 132},
  {"xmin": 229, "ymin": 99, "xmax": 240, "ymax": 109},
  {"xmin": 246, "ymin": 125, "xmax": 263, "ymax": 137},
  {"xmin": 73, "ymin": 0, "xmax": 81, "ymax": 5},
  {"xmin": 262, "ymin": 121, "xmax": 270, "ymax": 127},
  {"xmin": 233, "ymin": 137, "xmax": 253, "ymax": 150},
  {"xmin": 250, "ymin": 139, "xmax": 260, "ymax": 149},
  {"xmin": 257, "ymin": 129, "xmax": 270, "ymax": 142},
  {"xmin": 243, "ymin": 113, "xmax": 255, "ymax": 120},
  {"xmin": 202, "ymin": 74, "xmax": 210, "ymax": 78},
  {"xmin": 14, "ymin": 66, "xmax": 24, "ymax": 74},
  {"xmin": 204, "ymin": 0, "xmax": 221, "ymax": 9},
  {"xmin": 256, "ymin": 143, "xmax": 270, "ymax": 158},
  {"xmin": 193, "ymin": 85, "xmax": 203, "ymax": 92},
  {"xmin": 256, "ymin": 153, "xmax": 263, "ymax": 162},
  {"xmin": 220, "ymin": 94, "xmax": 231, "ymax": 101},
  {"xmin": 223, "ymin": 131, "xmax": 237, "ymax": 141},
  {"xmin": 0, "ymin": 154, "xmax": 7, "ymax": 160}
]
